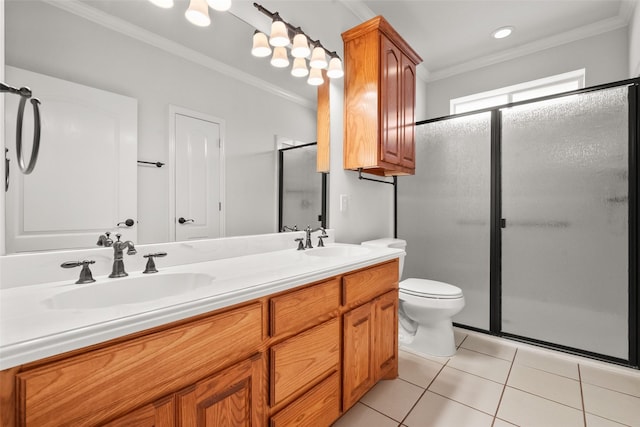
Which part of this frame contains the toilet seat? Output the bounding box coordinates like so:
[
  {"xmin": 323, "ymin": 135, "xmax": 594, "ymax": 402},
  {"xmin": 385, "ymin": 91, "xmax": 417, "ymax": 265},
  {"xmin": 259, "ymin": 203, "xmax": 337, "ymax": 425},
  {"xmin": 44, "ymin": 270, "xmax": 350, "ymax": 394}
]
[{"xmin": 400, "ymin": 278, "xmax": 463, "ymax": 299}]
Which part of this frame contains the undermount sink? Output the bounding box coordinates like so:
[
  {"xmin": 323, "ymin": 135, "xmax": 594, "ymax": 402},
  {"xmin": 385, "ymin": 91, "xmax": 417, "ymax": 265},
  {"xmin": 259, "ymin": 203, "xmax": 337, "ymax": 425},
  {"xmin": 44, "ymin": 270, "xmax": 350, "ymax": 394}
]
[
  {"xmin": 46, "ymin": 273, "xmax": 215, "ymax": 310},
  {"xmin": 304, "ymin": 245, "xmax": 371, "ymax": 258}
]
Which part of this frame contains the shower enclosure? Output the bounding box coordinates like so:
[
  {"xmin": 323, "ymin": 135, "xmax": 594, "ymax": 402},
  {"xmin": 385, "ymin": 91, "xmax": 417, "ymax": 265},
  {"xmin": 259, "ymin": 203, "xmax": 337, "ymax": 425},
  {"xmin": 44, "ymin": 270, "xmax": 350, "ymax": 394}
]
[
  {"xmin": 398, "ymin": 79, "xmax": 639, "ymax": 366},
  {"xmin": 278, "ymin": 143, "xmax": 327, "ymax": 232}
]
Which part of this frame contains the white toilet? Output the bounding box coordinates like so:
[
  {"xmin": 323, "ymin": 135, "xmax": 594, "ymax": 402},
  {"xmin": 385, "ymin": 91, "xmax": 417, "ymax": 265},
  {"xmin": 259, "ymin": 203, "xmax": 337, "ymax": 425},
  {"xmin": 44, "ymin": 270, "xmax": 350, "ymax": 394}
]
[{"xmin": 361, "ymin": 238, "xmax": 465, "ymax": 357}]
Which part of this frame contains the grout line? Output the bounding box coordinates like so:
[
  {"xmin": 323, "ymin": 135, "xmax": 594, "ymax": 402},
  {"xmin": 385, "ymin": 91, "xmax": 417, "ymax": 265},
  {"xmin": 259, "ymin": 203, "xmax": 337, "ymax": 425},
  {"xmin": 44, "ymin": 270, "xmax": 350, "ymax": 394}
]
[
  {"xmin": 493, "ymin": 347, "xmax": 517, "ymax": 422},
  {"xmin": 578, "ymin": 365, "xmax": 587, "ymax": 427},
  {"xmin": 444, "ymin": 364, "xmax": 511, "ymax": 386},
  {"xmin": 397, "ymin": 357, "xmax": 450, "ymax": 425},
  {"xmin": 457, "ymin": 333, "xmax": 469, "ymax": 349},
  {"xmin": 357, "ymin": 401, "xmax": 407, "ymax": 425},
  {"xmin": 457, "ymin": 345, "xmax": 517, "ymax": 363},
  {"xmin": 427, "ymin": 389, "xmax": 498, "ymax": 418}
]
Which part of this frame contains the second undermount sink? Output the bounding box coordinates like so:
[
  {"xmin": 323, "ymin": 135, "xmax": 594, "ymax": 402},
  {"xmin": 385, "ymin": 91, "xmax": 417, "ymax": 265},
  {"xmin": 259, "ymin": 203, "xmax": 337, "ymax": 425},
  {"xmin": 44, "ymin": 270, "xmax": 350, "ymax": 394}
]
[
  {"xmin": 46, "ymin": 273, "xmax": 215, "ymax": 310},
  {"xmin": 304, "ymin": 245, "xmax": 371, "ymax": 258}
]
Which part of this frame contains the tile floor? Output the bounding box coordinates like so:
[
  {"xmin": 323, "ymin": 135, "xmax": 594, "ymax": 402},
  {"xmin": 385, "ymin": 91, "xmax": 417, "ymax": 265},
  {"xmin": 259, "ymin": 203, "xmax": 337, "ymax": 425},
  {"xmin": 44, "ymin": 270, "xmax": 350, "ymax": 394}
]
[{"xmin": 332, "ymin": 328, "xmax": 640, "ymax": 427}]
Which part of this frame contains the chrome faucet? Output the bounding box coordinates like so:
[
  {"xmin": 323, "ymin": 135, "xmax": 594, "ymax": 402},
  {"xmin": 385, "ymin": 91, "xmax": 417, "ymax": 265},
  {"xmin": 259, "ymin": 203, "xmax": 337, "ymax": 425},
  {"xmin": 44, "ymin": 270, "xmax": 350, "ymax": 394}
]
[
  {"xmin": 96, "ymin": 231, "xmax": 113, "ymax": 247},
  {"xmin": 108, "ymin": 233, "xmax": 137, "ymax": 278},
  {"xmin": 304, "ymin": 226, "xmax": 327, "ymax": 249}
]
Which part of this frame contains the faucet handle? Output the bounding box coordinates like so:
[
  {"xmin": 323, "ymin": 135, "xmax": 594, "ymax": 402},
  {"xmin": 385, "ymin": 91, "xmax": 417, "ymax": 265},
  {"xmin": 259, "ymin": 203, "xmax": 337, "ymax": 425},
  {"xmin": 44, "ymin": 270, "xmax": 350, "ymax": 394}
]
[
  {"xmin": 294, "ymin": 238, "xmax": 305, "ymax": 251},
  {"xmin": 61, "ymin": 260, "xmax": 96, "ymax": 284},
  {"xmin": 317, "ymin": 235, "xmax": 327, "ymax": 247},
  {"xmin": 143, "ymin": 252, "xmax": 167, "ymax": 274}
]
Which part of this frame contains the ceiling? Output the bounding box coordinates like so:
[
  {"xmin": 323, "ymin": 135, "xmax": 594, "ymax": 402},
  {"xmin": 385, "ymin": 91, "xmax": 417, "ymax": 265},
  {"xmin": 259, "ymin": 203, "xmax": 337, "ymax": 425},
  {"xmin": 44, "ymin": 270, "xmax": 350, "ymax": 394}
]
[{"xmin": 54, "ymin": 0, "xmax": 636, "ymax": 105}]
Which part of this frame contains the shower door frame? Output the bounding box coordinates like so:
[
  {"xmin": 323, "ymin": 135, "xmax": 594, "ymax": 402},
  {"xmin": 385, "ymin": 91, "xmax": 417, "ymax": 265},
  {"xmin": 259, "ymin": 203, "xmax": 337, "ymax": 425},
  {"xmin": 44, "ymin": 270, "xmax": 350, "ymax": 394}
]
[{"xmin": 410, "ymin": 77, "xmax": 640, "ymax": 368}]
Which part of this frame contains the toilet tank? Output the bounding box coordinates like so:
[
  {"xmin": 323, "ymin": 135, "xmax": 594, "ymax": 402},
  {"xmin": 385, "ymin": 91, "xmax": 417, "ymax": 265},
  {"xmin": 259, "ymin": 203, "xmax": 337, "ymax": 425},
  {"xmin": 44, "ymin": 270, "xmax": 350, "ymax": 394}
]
[{"xmin": 361, "ymin": 238, "xmax": 407, "ymax": 279}]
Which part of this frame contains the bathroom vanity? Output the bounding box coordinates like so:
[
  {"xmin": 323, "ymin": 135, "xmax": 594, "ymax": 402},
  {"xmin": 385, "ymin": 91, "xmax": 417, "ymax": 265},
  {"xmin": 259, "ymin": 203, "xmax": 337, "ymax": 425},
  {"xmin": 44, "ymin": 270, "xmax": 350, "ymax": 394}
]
[{"xmin": 0, "ymin": 241, "xmax": 402, "ymax": 426}]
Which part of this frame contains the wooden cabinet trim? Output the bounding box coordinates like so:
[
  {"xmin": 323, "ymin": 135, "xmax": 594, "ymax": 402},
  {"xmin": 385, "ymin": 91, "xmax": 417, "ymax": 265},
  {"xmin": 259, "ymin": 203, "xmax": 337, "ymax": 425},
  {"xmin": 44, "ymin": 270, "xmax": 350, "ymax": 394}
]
[{"xmin": 342, "ymin": 259, "xmax": 399, "ymax": 309}]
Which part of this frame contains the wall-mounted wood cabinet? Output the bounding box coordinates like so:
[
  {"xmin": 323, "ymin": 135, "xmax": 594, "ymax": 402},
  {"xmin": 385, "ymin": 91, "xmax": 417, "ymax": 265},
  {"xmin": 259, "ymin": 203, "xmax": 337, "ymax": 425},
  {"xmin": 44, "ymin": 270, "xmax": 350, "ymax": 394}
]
[{"xmin": 342, "ymin": 16, "xmax": 422, "ymax": 176}]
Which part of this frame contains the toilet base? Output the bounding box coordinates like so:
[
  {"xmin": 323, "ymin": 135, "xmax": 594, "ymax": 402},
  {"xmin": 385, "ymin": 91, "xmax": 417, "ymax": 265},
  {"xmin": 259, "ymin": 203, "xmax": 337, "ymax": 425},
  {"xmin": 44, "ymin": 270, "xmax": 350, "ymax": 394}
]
[{"xmin": 399, "ymin": 318, "xmax": 457, "ymax": 357}]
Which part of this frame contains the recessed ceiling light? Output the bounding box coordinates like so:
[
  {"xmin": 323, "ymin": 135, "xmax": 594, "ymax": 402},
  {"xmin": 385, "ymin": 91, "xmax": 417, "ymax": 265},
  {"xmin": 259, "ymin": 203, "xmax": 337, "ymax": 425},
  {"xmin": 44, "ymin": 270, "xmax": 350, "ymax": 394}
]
[{"xmin": 492, "ymin": 26, "xmax": 514, "ymax": 39}]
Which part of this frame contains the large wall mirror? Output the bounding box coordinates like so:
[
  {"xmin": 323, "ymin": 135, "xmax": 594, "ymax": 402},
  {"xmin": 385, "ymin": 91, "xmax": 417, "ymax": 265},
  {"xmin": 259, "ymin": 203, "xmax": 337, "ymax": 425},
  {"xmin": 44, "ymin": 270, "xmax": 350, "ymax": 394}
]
[{"xmin": 3, "ymin": 0, "xmax": 322, "ymax": 254}]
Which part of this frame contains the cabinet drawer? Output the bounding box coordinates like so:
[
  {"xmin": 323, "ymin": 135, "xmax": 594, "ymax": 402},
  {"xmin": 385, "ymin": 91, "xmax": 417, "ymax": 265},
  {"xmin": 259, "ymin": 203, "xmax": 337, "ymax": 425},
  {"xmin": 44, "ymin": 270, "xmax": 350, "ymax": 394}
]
[
  {"xmin": 270, "ymin": 372, "xmax": 340, "ymax": 427},
  {"xmin": 17, "ymin": 302, "xmax": 263, "ymax": 426},
  {"xmin": 270, "ymin": 318, "xmax": 340, "ymax": 406},
  {"xmin": 343, "ymin": 260, "xmax": 399, "ymax": 308},
  {"xmin": 270, "ymin": 277, "xmax": 340, "ymax": 338}
]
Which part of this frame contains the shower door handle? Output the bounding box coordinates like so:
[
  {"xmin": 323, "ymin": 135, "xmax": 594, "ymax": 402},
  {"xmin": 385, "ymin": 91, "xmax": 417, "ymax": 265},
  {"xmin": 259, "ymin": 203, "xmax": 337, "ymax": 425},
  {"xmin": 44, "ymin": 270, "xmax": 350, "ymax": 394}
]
[{"xmin": 500, "ymin": 218, "xmax": 507, "ymax": 228}]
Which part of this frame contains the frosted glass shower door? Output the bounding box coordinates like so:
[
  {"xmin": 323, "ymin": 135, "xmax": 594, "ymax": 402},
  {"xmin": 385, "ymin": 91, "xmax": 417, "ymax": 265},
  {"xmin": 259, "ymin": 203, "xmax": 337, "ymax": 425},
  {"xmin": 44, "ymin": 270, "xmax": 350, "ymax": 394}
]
[
  {"xmin": 501, "ymin": 87, "xmax": 629, "ymax": 359},
  {"xmin": 398, "ymin": 112, "xmax": 491, "ymax": 330},
  {"xmin": 280, "ymin": 145, "xmax": 323, "ymax": 231}
]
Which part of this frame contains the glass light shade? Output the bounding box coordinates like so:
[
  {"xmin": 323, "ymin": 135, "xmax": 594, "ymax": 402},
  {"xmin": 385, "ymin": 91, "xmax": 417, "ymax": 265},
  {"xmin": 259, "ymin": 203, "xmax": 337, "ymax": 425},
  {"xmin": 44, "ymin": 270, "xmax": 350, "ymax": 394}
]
[
  {"xmin": 309, "ymin": 46, "xmax": 327, "ymax": 69},
  {"xmin": 185, "ymin": 0, "xmax": 210, "ymax": 26},
  {"xmin": 326, "ymin": 57, "xmax": 344, "ymax": 79},
  {"xmin": 148, "ymin": 0, "xmax": 174, "ymax": 8},
  {"xmin": 271, "ymin": 47, "xmax": 289, "ymax": 68},
  {"xmin": 307, "ymin": 67, "xmax": 324, "ymax": 86},
  {"xmin": 251, "ymin": 32, "xmax": 271, "ymax": 57},
  {"xmin": 207, "ymin": 0, "xmax": 231, "ymax": 11},
  {"xmin": 291, "ymin": 34, "xmax": 310, "ymax": 58},
  {"xmin": 269, "ymin": 20, "xmax": 289, "ymax": 47},
  {"xmin": 291, "ymin": 57, "xmax": 309, "ymax": 77}
]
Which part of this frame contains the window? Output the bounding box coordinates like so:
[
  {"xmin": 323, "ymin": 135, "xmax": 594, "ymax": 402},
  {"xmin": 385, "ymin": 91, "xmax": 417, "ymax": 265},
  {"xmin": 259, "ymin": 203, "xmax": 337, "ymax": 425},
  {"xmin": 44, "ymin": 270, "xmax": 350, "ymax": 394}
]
[{"xmin": 450, "ymin": 69, "xmax": 585, "ymax": 114}]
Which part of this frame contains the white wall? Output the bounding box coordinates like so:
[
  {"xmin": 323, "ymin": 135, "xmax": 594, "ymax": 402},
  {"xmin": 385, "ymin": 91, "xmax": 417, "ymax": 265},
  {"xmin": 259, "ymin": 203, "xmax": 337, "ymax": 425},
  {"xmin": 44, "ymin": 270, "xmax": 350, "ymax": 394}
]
[
  {"xmin": 423, "ymin": 27, "xmax": 629, "ymax": 119},
  {"xmin": 328, "ymin": 79, "xmax": 395, "ymax": 244},
  {"xmin": 4, "ymin": 1, "xmax": 316, "ymax": 245},
  {"xmin": 630, "ymin": 1, "xmax": 640, "ymax": 77}
]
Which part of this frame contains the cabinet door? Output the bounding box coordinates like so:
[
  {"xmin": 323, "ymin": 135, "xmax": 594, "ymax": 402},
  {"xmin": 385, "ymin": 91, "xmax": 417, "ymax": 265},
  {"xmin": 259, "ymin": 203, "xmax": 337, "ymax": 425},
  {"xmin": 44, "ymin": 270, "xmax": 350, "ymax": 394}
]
[
  {"xmin": 103, "ymin": 396, "xmax": 175, "ymax": 427},
  {"xmin": 178, "ymin": 354, "xmax": 264, "ymax": 427},
  {"xmin": 374, "ymin": 291, "xmax": 399, "ymax": 380},
  {"xmin": 343, "ymin": 302, "xmax": 375, "ymax": 410},
  {"xmin": 400, "ymin": 55, "xmax": 416, "ymax": 169},
  {"xmin": 380, "ymin": 36, "xmax": 402, "ymax": 167}
]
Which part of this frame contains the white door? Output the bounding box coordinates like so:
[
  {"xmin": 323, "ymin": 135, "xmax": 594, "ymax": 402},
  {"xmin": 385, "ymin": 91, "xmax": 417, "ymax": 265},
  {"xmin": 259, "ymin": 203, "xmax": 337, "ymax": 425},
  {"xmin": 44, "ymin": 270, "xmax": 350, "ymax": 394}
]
[
  {"xmin": 5, "ymin": 67, "xmax": 137, "ymax": 253},
  {"xmin": 174, "ymin": 112, "xmax": 222, "ymax": 241}
]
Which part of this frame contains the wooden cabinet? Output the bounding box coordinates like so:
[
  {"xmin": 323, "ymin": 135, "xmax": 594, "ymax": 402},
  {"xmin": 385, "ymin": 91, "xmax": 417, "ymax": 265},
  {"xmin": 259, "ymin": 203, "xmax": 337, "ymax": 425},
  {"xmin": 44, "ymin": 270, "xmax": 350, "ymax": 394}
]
[
  {"xmin": 177, "ymin": 354, "xmax": 264, "ymax": 426},
  {"xmin": 342, "ymin": 261, "xmax": 399, "ymax": 411},
  {"xmin": 1, "ymin": 259, "xmax": 400, "ymax": 427},
  {"xmin": 342, "ymin": 16, "xmax": 422, "ymax": 176}
]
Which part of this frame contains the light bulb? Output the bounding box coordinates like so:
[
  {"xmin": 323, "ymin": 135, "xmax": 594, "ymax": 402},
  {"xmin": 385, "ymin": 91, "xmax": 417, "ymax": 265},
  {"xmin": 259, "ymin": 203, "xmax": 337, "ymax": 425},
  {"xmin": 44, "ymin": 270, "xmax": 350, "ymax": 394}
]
[
  {"xmin": 309, "ymin": 46, "xmax": 327, "ymax": 69},
  {"xmin": 269, "ymin": 20, "xmax": 289, "ymax": 47},
  {"xmin": 291, "ymin": 58, "xmax": 308, "ymax": 77},
  {"xmin": 185, "ymin": 0, "xmax": 210, "ymax": 26},
  {"xmin": 207, "ymin": 0, "xmax": 231, "ymax": 11},
  {"xmin": 148, "ymin": 0, "xmax": 174, "ymax": 8},
  {"xmin": 251, "ymin": 31, "xmax": 272, "ymax": 57},
  {"xmin": 291, "ymin": 34, "xmax": 310, "ymax": 58},
  {"xmin": 307, "ymin": 67, "xmax": 324, "ymax": 86},
  {"xmin": 326, "ymin": 57, "xmax": 344, "ymax": 79},
  {"xmin": 271, "ymin": 47, "xmax": 289, "ymax": 68}
]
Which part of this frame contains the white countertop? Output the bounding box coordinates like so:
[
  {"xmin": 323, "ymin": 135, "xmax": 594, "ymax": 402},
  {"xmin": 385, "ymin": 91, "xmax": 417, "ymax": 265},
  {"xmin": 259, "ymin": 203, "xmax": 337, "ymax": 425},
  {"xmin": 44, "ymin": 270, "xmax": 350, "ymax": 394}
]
[{"xmin": 0, "ymin": 243, "xmax": 403, "ymax": 370}]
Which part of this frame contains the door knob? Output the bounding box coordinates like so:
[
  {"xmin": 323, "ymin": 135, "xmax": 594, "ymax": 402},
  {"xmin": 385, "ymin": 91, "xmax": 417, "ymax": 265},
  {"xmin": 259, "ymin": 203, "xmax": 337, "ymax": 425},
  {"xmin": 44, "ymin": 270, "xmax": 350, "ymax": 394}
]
[
  {"xmin": 117, "ymin": 218, "xmax": 135, "ymax": 227},
  {"xmin": 178, "ymin": 217, "xmax": 194, "ymax": 224}
]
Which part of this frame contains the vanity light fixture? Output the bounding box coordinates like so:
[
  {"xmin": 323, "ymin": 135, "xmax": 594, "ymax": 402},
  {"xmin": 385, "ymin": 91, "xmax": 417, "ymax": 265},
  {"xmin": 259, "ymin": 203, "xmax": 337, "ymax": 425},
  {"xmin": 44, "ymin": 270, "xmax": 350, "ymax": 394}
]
[
  {"xmin": 492, "ymin": 26, "xmax": 514, "ymax": 39},
  {"xmin": 252, "ymin": 2, "xmax": 343, "ymax": 86},
  {"xmin": 148, "ymin": 0, "xmax": 231, "ymax": 27},
  {"xmin": 185, "ymin": 0, "xmax": 211, "ymax": 27}
]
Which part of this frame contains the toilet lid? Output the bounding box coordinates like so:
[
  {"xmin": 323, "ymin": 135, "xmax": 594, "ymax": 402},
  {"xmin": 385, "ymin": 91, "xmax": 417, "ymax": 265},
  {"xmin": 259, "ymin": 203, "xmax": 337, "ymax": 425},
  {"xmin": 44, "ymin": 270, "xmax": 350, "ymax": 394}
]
[{"xmin": 400, "ymin": 278, "xmax": 463, "ymax": 299}]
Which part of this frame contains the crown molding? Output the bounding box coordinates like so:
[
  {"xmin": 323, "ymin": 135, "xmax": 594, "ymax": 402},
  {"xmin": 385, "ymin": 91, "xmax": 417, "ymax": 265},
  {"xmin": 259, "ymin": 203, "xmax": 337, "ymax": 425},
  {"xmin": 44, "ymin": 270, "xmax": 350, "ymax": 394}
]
[
  {"xmin": 42, "ymin": 0, "xmax": 315, "ymax": 110},
  {"xmin": 427, "ymin": 13, "xmax": 630, "ymax": 82}
]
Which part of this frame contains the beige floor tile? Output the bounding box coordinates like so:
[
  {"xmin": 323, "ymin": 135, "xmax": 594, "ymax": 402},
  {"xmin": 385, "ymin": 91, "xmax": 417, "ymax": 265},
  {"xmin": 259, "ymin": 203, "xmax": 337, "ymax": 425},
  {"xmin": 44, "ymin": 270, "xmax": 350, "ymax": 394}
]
[
  {"xmin": 514, "ymin": 347, "xmax": 579, "ymax": 380},
  {"xmin": 400, "ymin": 348, "xmax": 450, "ymax": 365},
  {"xmin": 429, "ymin": 366, "xmax": 504, "ymax": 415},
  {"xmin": 404, "ymin": 391, "xmax": 494, "ymax": 427},
  {"xmin": 497, "ymin": 387, "xmax": 584, "ymax": 427},
  {"xmin": 447, "ymin": 348, "xmax": 512, "ymax": 384},
  {"xmin": 359, "ymin": 378, "xmax": 424, "ymax": 422},
  {"xmin": 585, "ymin": 413, "xmax": 630, "ymax": 427},
  {"xmin": 454, "ymin": 329, "xmax": 468, "ymax": 348},
  {"xmin": 580, "ymin": 363, "xmax": 640, "ymax": 397},
  {"xmin": 460, "ymin": 334, "xmax": 517, "ymax": 361},
  {"xmin": 398, "ymin": 350, "xmax": 444, "ymax": 388},
  {"xmin": 493, "ymin": 418, "xmax": 519, "ymax": 427},
  {"xmin": 582, "ymin": 383, "xmax": 640, "ymax": 426},
  {"xmin": 332, "ymin": 402, "xmax": 399, "ymax": 427},
  {"xmin": 507, "ymin": 363, "xmax": 582, "ymax": 409}
]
